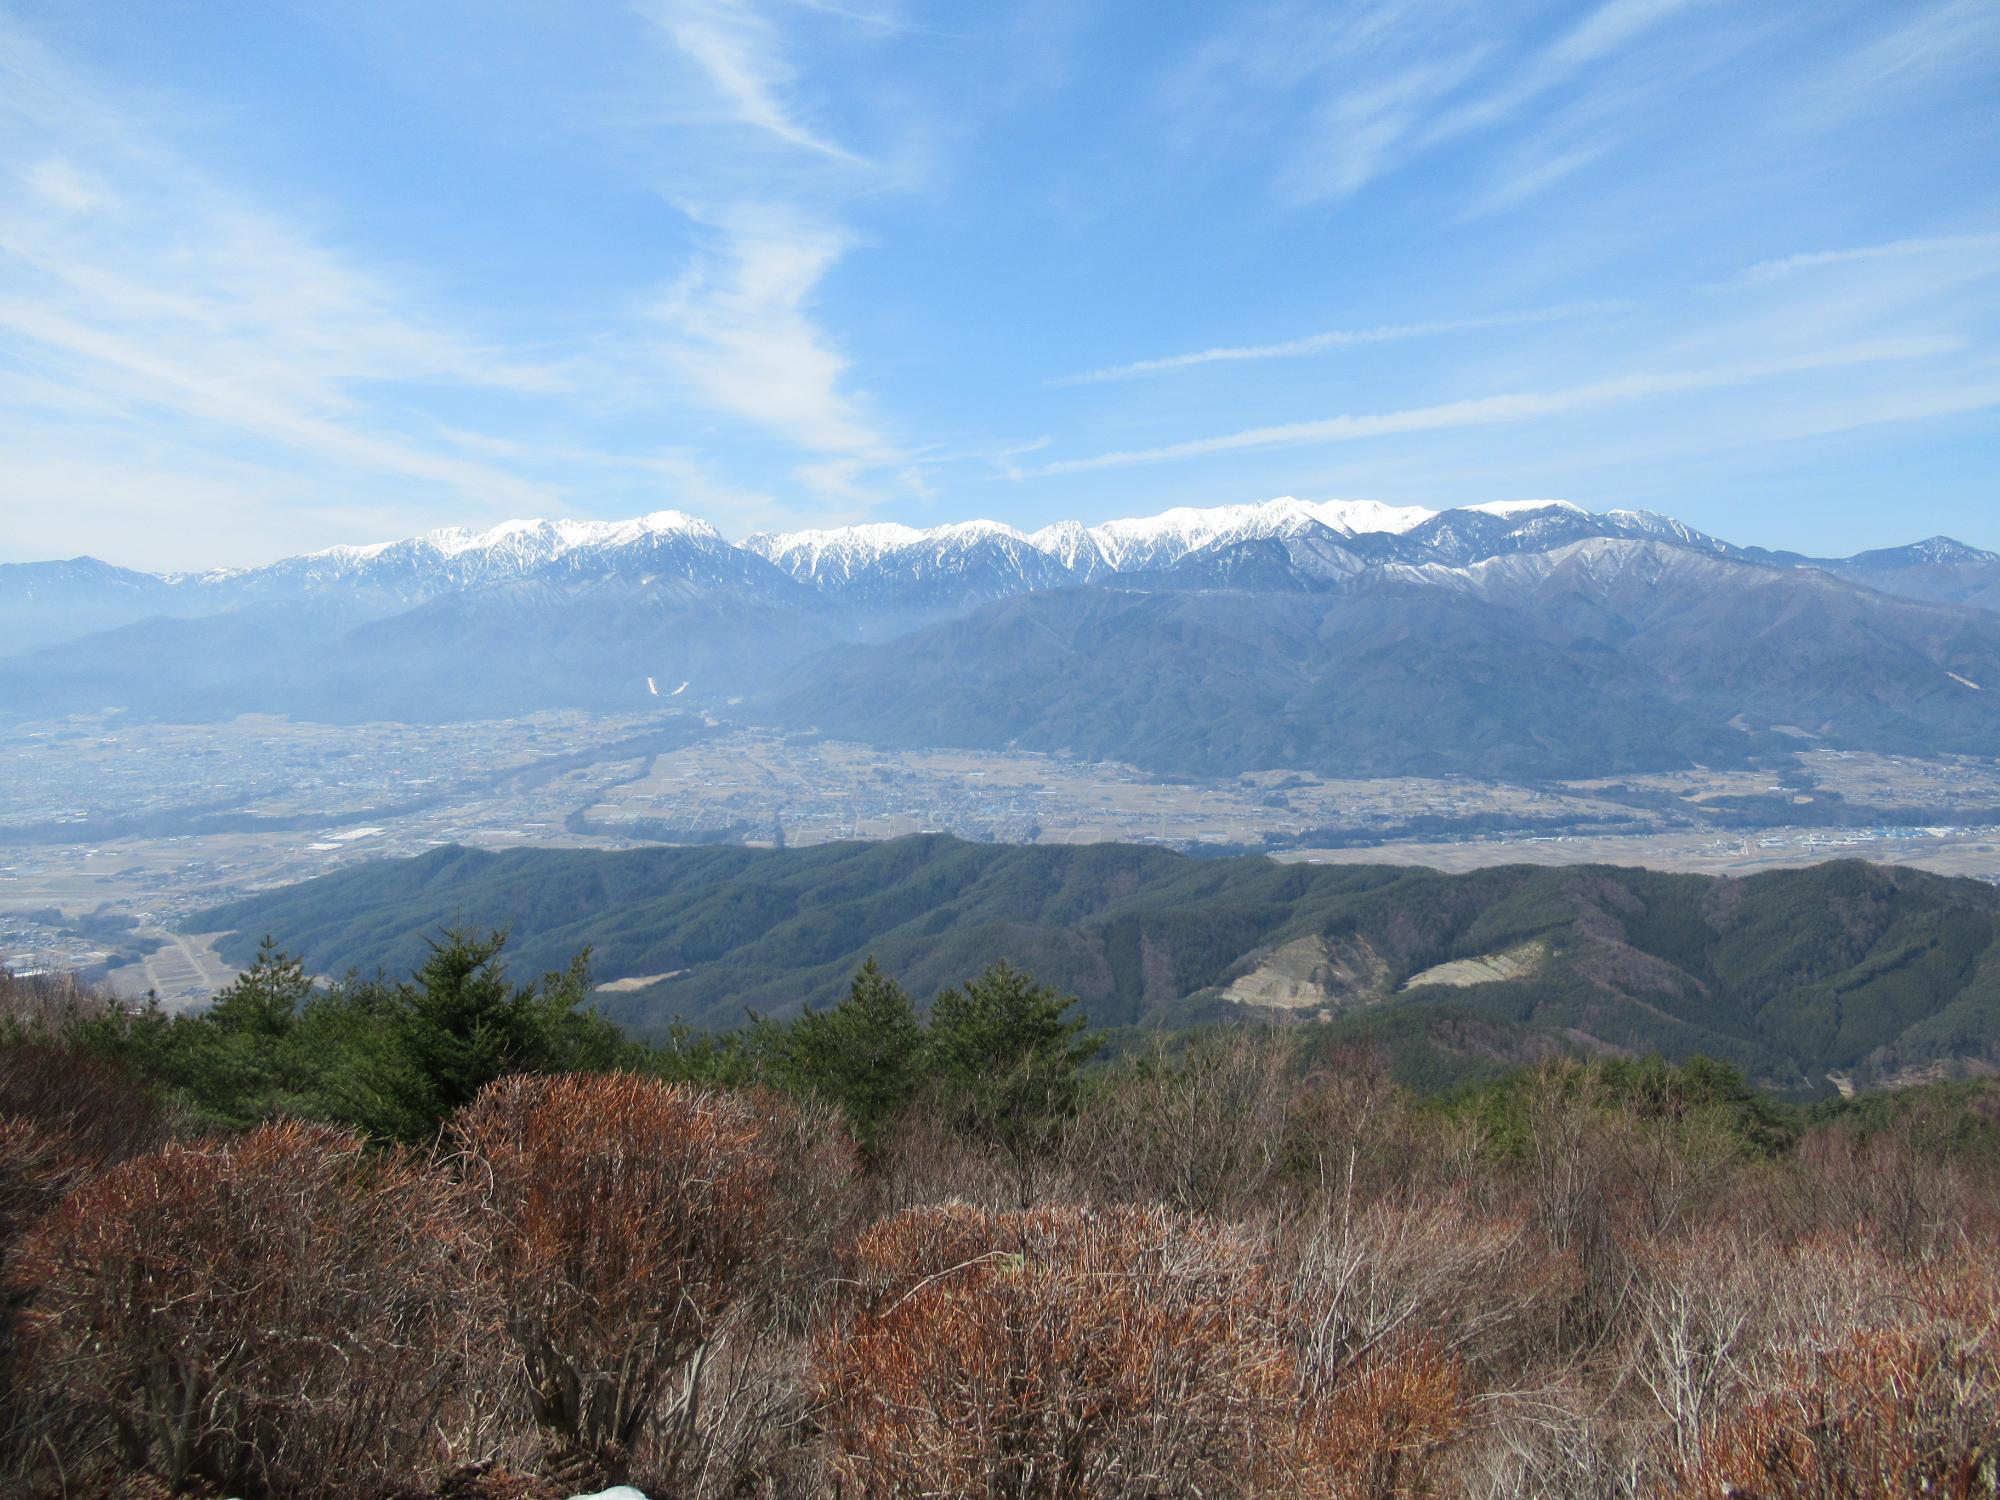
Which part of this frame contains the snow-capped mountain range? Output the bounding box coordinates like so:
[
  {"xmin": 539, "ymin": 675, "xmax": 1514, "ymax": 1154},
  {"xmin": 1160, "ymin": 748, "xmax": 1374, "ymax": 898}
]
[
  {"xmin": 5, "ymin": 494, "xmax": 1998, "ymax": 774},
  {"xmin": 745, "ymin": 497, "xmax": 1500, "ymax": 585},
  {"xmin": 6, "ymin": 495, "xmax": 1996, "ymax": 661}
]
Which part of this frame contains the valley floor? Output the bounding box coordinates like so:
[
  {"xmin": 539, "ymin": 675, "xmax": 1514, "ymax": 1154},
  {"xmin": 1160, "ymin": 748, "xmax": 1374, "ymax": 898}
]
[
  {"xmin": 1280, "ymin": 821, "xmax": 2000, "ymax": 879},
  {"xmin": 4, "ymin": 709, "xmax": 1998, "ymax": 1005}
]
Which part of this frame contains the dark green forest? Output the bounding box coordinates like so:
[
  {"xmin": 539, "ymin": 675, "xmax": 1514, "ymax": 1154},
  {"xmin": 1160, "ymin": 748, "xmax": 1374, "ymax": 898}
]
[{"xmin": 197, "ymin": 836, "xmax": 2000, "ymax": 1089}]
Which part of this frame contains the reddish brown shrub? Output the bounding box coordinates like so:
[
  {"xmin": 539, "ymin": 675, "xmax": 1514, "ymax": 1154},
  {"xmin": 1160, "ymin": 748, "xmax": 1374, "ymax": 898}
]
[
  {"xmin": 1294, "ymin": 1338, "xmax": 1468, "ymax": 1500},
  {"xmin": 1668, "ymin": 1327, "xmax": 2000, "ymax": 1498},
  {"xmin": 451, "ymin": 1073, "xmax": 782, "ymax": 1483},
  {"xmin": 0, "ymin": 1043, "xmax": 168, "ymax": 1244},
  {"xmin": 11, "ymin": 1120, "xmax": 473, "ymax": 1498},
  {"xmin": 1278, "ymin": 1196, "xmax": 1491, "ymax": 1499},
  {"xmin": 816, "ymin": 1202, "xmax": 1294, "ymax": 1499}
]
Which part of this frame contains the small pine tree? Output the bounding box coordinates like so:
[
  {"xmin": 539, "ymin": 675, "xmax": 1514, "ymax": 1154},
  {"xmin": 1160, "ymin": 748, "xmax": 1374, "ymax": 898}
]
[
  {"xmin": 927, "ymin": 961, "xmax": 1092, "ymax": 1203},
  {"xmin": 205, "ymin": 936, "xmax": 311, "ymax": 1039},
  {"xmin": 342, "ymin": 931, "xmax": 625, "ymax": 1142},
  {"xmin": 784, "ymin": 958, "xmax": 923, "ymax": 1162}
]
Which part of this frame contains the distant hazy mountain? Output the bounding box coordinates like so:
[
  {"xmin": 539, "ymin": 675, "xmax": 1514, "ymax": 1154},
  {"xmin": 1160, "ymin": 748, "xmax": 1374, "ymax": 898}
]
[
  {"xmin": 0, "ymin": 557, "xmax": 182, "ymax": 653},
  {"xmin": 762, "ymin": 537, "xmax": 2000, "ymax": 779},
  {"xmin": 0, "ymin": 512, "xmax": 839, "ymax": 719},
  {"xmin": 1822, "ymin": 537, "xmax": 2000, "ymax": 612},
  {"xmin": 193, "ymin": 835, "xmax": 2000, "ymax": 1088},
  {"xmin": 1, "ymin": 510, "xmax": 779, "ymax": 654},
  {"xmin": 6, "ymin": 499, "xmax": 1999, "ymax": 779}
]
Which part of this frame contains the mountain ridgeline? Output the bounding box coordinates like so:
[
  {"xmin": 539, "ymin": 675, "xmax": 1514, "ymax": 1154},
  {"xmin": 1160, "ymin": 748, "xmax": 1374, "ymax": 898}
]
[
  {"xmin": 6, "ymin": 498, "xmax": 2000, "ymax": 779},
  {"xmin": 194, "ymin": 835, "xmax": 2000, "ymax": 1090}
]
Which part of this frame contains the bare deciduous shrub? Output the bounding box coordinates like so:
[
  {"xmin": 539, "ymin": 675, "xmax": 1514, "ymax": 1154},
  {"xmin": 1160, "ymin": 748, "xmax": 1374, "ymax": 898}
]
[
  {"xmin": 871, "ymin": 1094, "xmax": 1062, "ymax": 1213},
  {"xmin": 673, "ymin": 1088, "xmax": 860, "ymax": 1500},
  {"xmin": 1669, "ymin": 1327, "xmax": 2000, "ymax": 1498},
  {"xmin": 745, "ymin": 1086, "xmax": 862, "ymax": 1321},
  {"xmin": 816, "ymin": 1202, "xmax": 1292, "ymax": 1499},
  {"xmin": 452, "ymin": 1073, "xmax": 782, "ymax": 1486},
  {"xmin": 1625, "ymin": 1226, "xmax": 1759, "ymax": 1472},
  {"xmin": 1063, "ymin": 1029, "xmax": 1296, "ymax": 1215},
  {"xmin": 1278, "ymin": 1190, "xmax": 1519, "ymax": 1498},
  {"xmin": 0, "ymin": 968, "xmax": 122, "ymax": 1037},
  {"xmin": 0, "ymin": 1043, "xmax": 169, "ymax": 1241},
  {"xmin": 1285, "ymin": 1046, "xmax": 1407, "ymax": 1188},
  {"xmin": 1791, "ymin": 1123, "xmax": 1971, "ymax": 1258},
  {"xmin": 1471, "ymin": 1382, "xmax": 1645, "ymax": 1500},
  {"xmin": 1282, "ymin": 1187, "xmax": 1539, "ymax": 1387},
  {"xmin": 0, "ymin": 1044, "xmax": 173, "ymax": 1495},
  {"xmin": 12, "ymin": 1120, "xmax": 472, "ymax": 1498}
]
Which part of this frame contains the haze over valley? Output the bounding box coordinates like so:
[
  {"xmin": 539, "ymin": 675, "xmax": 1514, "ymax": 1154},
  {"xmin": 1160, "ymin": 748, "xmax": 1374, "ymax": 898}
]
[{"xmin": 7, "ymin": 495, "xmax": 2000, "ymax": 1008}]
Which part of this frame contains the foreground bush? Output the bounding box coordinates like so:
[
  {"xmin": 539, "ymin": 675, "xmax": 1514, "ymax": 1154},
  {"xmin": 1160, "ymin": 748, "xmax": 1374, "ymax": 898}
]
[
  {"xmin": 1672, "ymin": 1328, "xmax": 2000, "ymax": 1498},
  {"xmin": 8, "ymin": 955, "xmax": 2000, "ymax": 1500},
  {"xmin": 0, "ymin": 1043, "xmax": 167, "ymax": 1245},
  {"xmin": 452, "ymin": 1073, "xmax": 784, "ymax": 1484},
  {"xmin": 817, "ymin": 1202, "xmax": 1298, "ymax": 1498},
  {"xmin": 12, "ymin": 1120, "xmax": 471, "ymax": 1498}
]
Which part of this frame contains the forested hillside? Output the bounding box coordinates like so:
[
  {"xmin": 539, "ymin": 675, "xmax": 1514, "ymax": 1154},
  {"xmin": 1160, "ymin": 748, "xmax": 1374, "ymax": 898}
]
[{"xmin": 196, "ymin": 836, "xmax": 2000, "ymax": 1089}]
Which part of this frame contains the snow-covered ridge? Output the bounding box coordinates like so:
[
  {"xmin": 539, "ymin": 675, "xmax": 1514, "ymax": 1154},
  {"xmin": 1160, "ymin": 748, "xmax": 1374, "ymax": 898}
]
[
  {"xmin": 1461, "ymin": 498, "xmax": 1584, "ymax": 520},
  {"xmin": 239, "ymin": 495, "xmax": 1612, "ymax": 599},
  {"xmin": 310, "ymin": 510, "xmax": 717, "ymax": 564},
  {"xmin": 753, "ymin": 496, "xmax": 1444, "ymax": 580},
  {"xmin": 295, "ymin": 496, "xmax": 1534, "ymax": 581}
]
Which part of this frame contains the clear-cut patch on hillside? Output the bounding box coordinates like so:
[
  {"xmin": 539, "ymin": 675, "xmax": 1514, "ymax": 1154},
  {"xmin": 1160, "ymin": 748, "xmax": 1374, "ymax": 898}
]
[
  {"xmin": 1218, "ymin": 934, "xmax": 1389, "ymax": 1012},
  {"xmin": 1401, "ymin": 939, "xmax": 1549, "ymax": 991}
]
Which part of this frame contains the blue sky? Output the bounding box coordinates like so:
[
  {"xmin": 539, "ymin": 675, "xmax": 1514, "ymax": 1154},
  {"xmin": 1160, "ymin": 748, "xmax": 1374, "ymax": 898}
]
[{"xmin": 1, "ymin": 0, "xmax": 1997, "ymax": 570}]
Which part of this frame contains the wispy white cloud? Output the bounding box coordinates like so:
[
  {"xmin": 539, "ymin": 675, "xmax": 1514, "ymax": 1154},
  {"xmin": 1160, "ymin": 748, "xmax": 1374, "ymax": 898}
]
[
  {"xmin": 0, "ymin": 23, "xmax": 575, "ymax": 537},
  {"xmin": 1035, "ymin": 336, "xmax": 1962, "ymax": 474},
  {"xmin": 643, "ymin": 205, "xmax": 900, "ymax": 489},
  {"xmin": 1424, "ymin": 0, "xmax": 1708, "ymax": 144},
  {"xmin": 642, "ymin": 0, "xmax": 866, "ymax": 163},
  {"xmin": 1183, "ymin": 0, "xmax": 1728, "ymax": 210},
  {"xmin": 1795, "ymin": 0, "xmax": 2000, "ymax": 126},
  {"xmin": 627, "ymin": 0, "xmax": 935, "ymax": 514},
  {"xmin": 1052, "ymin": 302, "xmax": 1621, "ymax": 385},
  {"xmin": 1737, "ymin": 230, "xmax": 2000, "ymax": 285},
  {"xmin": 1459, "ymin": 140, "xmax": 1612, "ymax": 219},
  {"xmin": 0, "ymin": 6, "xmax": 929, "ymax": 561},
  {"xmin": 1279, "ymin": 48, "xmax": 1489, "ymax": 203}
]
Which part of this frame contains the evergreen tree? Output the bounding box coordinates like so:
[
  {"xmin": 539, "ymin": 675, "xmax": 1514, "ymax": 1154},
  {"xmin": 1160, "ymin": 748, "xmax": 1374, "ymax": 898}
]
[
  {"xmin": 783, "ymin": 958, "xmax": 923, "ymax": 1161},
  {"xmin": 340, "ymin": 931, "xmax": 625, "ymax": 1142},
  {"xmin": 927, "ymin": 962, "xmax": 1092, "ymax": 1202},
  {"xmin": 205, "ymin": 936, "xmax": 311, "ymax": 1040}
]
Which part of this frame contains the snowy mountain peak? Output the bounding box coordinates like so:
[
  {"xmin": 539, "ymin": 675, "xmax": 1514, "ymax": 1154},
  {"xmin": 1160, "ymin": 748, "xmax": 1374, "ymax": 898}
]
[
  {"xmin": 1460, "ymin": 499, "xmax": 1584, "ymax": 519},
  {"xmin": 1895, "ymin": 536, "xmax": 1998, "ymax": 565},
  {"xmin": 1083, "ymin": 498, "xmax": 1319, "ymax": 568},
  {"xmin": 929, "ymin": 518, "xmax": 1033, "ymax": 545},
  {"xmin": 1312, "ymin": 499, "xmax": 1438, "ymax": 534},
  {"xmin": 1026, "ymin": 519, "xmax": 1107, "ymax": 571}
]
